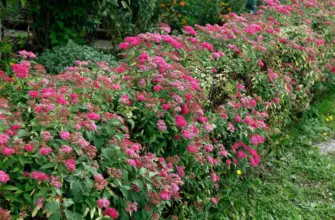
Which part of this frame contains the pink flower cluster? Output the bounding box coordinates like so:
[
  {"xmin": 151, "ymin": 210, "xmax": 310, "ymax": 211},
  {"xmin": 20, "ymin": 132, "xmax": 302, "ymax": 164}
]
[
  {"xmin": 31, "ymin": 171, "xmax": 49, "ymax": 181},
  {"xmin": 11, "ymin": 62, "xmax": 30, "ymax": 78},
  {"xmin": 18, "ymin": 50, "xmax": 36, "ymax": 59}
]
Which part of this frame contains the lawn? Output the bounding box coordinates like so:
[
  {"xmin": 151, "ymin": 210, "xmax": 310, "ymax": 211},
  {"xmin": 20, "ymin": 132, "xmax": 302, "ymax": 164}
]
[{"xmin": 218, "ymin": 87, "xmax": 335, "ymax": 219}]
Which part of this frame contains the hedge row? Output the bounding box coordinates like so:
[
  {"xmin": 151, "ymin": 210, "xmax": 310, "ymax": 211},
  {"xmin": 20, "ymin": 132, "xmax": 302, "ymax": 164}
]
[{"xmin": 0, "ymin": 0, "xmax": 334, "ymax": 219}]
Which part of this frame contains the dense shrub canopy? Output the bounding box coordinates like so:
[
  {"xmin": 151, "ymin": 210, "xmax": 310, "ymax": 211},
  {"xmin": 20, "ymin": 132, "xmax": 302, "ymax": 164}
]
[
  {"xmin": 0, "ymin": 0, "xmax": 334, "ymax": 219},
  {"xmin": 37, "ymin": 41, "xmax": 117, "ymax": 74}
]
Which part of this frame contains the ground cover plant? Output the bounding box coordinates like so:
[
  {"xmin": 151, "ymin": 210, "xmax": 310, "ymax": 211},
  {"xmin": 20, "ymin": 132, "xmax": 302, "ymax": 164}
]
[{"xmin": 0, "ymin": 0, "xmax": 334, "ymax": 219}]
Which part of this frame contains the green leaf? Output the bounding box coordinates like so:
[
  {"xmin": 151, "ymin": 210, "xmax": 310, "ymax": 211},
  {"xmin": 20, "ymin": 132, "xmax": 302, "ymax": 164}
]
[
  {"xmin": 17, "ymin": 129, "xmax": 27, "ymax": 138},
  {"xmin": 120, "ymin": 186, "xmax": 129, "ymax": 197},
  {"xmin": 90, "ymin": 207, "xmax": 96, "ymax": 219},
  {"xmin": 93, "ymin": 136, "xmax": 104, "ymax": 149},
  {"xmin": 45, "ymin": 202, "xmax": 60, "ymax": 214},
  {"xmin": 64, "ymin": 210, "xmax": 83, "ymax": 220},
  {"xmin": 57, "ymin": 21, "xmax": 65, "ymax": 29},
  {"xmin": 128, "ymin": 119, "xmax": 135, "ymax": 130},
  {"xmin": 21, "ymin": 0, "xmax": 27, "ymax": 7},
  {"xmin": 121, "ymin": 0, "xmax": 131, "ymax": 10},
  {"xmin": 83, "ymin": 207, "xmax": 90, "ymax": 217},
  {"xmin": 2, "ymin": 185, "xmax": 19, "ymax": 191},
  {"xmin": 32, "ymin": 205, "xmax": 42, "ymax": 217},
  {"xmin": 71, "ymin": 181, "xmax": 83, "ymax": 202},
  {"xmin": 40, "ymin": 163, "xmax": 56, "ymax": 169},
  {"xmin": 63, "ymin": 198, "xmax": 74, "ymax": 208},
  {"xmin": 110, "ymin": 118, "xmax": 121, "ymax": 126},
  {"xmin": 106, "ymin": 125, "xmax": 115, "ymax": 136},
  {"xmin": 24, "ymin": 193, "xmax": 32, "ymax": 203},
  {"xmin": 132, "ymin": 179, "xmax": 144, "ymax": 190},
  {"xmin": 139, "ymin": 167, "xmax": 146, "ymax": 175},
  {"xmin": 102, "ymin": 148, "xmax": 115, "ymax": 160},
  {"xmin": 49, "ymin": 213, "xmax": 62, "ymax": 220},
  {"xmin": 115, "ymin": 132, "xmax": 124, "ymax": 141}
]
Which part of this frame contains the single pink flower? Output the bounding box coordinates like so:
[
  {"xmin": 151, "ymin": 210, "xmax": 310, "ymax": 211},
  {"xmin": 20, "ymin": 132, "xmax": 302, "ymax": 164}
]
[
  {"xmin": 0, "ymin": 134, "xmax": 9, "ymax": 145},
  {"xmin": 0, "ymin": 170, "xmax": 10, "ymax": 183},
  {"xmin": 181, "ymin": 104, "xmax": 189, "ymax": 115},
  {"xmin": 184, "ymin": 94, "xmax": 192, "ymax": 100},
  {"xmin": 211, "ymin": 173, "xmax": 220, "ymax": 182},
  {"xmin": 41, "ymin": 131, "xmax": 53, "ymax": 141},
  {"xmin": 157, "ymin": 120, "xmax": 167, "ymax": 131},
  {"xmin": 176, "ymin": 166, "xmax": 185, "ymax": 178},
  {"xmin": 137, "ymin": 94, "xmax": 147, "ymax": 101},
  {"xmin": 210, "ymin": 197, "xmax": 218, "ymax": 205},
  {"xmin": 24, "ymin": 144, "xmax": 34, "ymax": 152},
  {"xmin": 119, "ymin": 42, "xmax": 129, "ymax": 50},
  {"xmin": 60, "ymin": 131, "xmax": 70, "ymax": 140},
  {"xmin": 127, "ymin": 159, "xmax": 137, "ymax": 167},
  {"xmin": 160, "ymin": 191, "xmax": 171, "ymax": 200},
  {"xmin": 65, "ymin": 159, "xmax": 76, "ymax": 172},
  {"xmin": 97, "ymin": 198, "xmax": 110, "ymax": 209},
  {"xmin": 103, "ymin": 207, "xmax": 119, "ymax": 219},
  {"xmin": 40, "ymin": 147, "xmax": 52, "ymax": 155},
  {"xmin": 235, "ymin": 114, "xmax": 242, "ymax": 123},
  {"xmin": 273, "ymin": 97, "xmax": 280, "ymax": 103},
  {"xmin": 28, "ymin": 91, "xmax": 39, "ymax": 98},
  {"xmin": 187, "ymin": 145, "xmax": 198, "ymax": 153},
  {"xmin": 88, "ymin": 112, "xmax": 101, "ymax": 121},
  {"xmin": 61, "ymin": 145, "xmax": 72, "ymax": 154},
  {"xmin": 159, "ymin": 23, "xmax": 171, "ymax": 33},
  {"xmin": 162, "ymin": 104, "xmax": 171, "ymax": 110},
  {"xmin": 175, "ymin": 115, "xmax": 187, "ymax": 127},
  {"xmin": 237, "ymin": 150, "xmax": 247, "ymax": 158}
]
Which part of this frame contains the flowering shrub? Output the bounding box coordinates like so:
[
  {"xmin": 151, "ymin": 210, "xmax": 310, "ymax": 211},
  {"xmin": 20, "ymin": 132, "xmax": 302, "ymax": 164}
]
[
  {"xmin": 0, "ymin": 0, "xmax": 334, "ymax": 219},
  {"xmin": 0, "ymin": 57, "xmax": 184, "ymax": 219},
  {"xmin": 124, "ymin": 0, "xmax": 335, "ymax": 129}
]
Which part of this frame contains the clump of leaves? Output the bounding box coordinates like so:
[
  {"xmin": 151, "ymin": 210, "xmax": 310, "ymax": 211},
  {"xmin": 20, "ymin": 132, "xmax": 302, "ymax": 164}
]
[{"xmin": 37, "ymin": 40, "xmax": 117, "ymax": 74}]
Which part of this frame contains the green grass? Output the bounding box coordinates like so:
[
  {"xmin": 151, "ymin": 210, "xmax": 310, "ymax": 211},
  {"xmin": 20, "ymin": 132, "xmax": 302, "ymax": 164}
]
[{"xmin": 218, "ymin": 87, "xmax": 335, "ymax": 219}]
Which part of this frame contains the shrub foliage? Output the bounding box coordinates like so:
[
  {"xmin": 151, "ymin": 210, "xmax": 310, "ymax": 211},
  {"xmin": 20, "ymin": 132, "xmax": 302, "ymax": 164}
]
[{"xmin": 37, "ymin": 40, "xmax": 117, "ymax": 74}]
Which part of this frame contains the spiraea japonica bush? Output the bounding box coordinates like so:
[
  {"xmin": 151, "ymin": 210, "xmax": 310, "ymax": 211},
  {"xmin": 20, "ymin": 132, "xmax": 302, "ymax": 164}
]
[
  {"xmin": 0, "ymin": 54, "xmax": 269, "ymax": 220},
  {"xmin": 121, "ymin": 0, "xmax": 335, "ymax": 130},
  {"xmin": 0, "ymin": 57, "xmax": 185, "ymax": 219},
  {"xmin": 0, "ymin": 0, "xmax": 334, "ymax": 219}
]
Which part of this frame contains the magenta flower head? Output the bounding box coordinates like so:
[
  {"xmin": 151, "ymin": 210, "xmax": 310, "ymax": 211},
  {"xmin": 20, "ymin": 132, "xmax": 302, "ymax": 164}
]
[
  {"xmin": 88, "ymin": 112, "xmax": 101, "ymax": 121},
  {"xmin": 0, "ymin": 170, "xmax": 10, "ymax": 183},
  {"xmin": 175, "ymin": 115, "xmax": 187, "ymax": 127},
  {"xmin": 60, "ymin": 131, "xmax": 70, "ymax": 140},
  {"xmin": 103, "ymin": 207, "xmax": 119, "ymax": 219}
]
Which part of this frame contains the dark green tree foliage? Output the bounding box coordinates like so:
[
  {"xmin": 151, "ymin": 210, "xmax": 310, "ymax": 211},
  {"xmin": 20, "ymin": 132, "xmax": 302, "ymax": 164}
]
[
  {"xmin": 132, "ymin": 0, "xmax": 157, "ymax": 32},
  {"xmin": 97, "ymin": 0, "xmax": 157, "ymax": 44},
  {"xmin": 28, "ymin": 0, "xmax": 158, "ymax": 49},
  {"xmin": 29, "ymin": 0, "xmax": 98, "ymax": 48}
]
